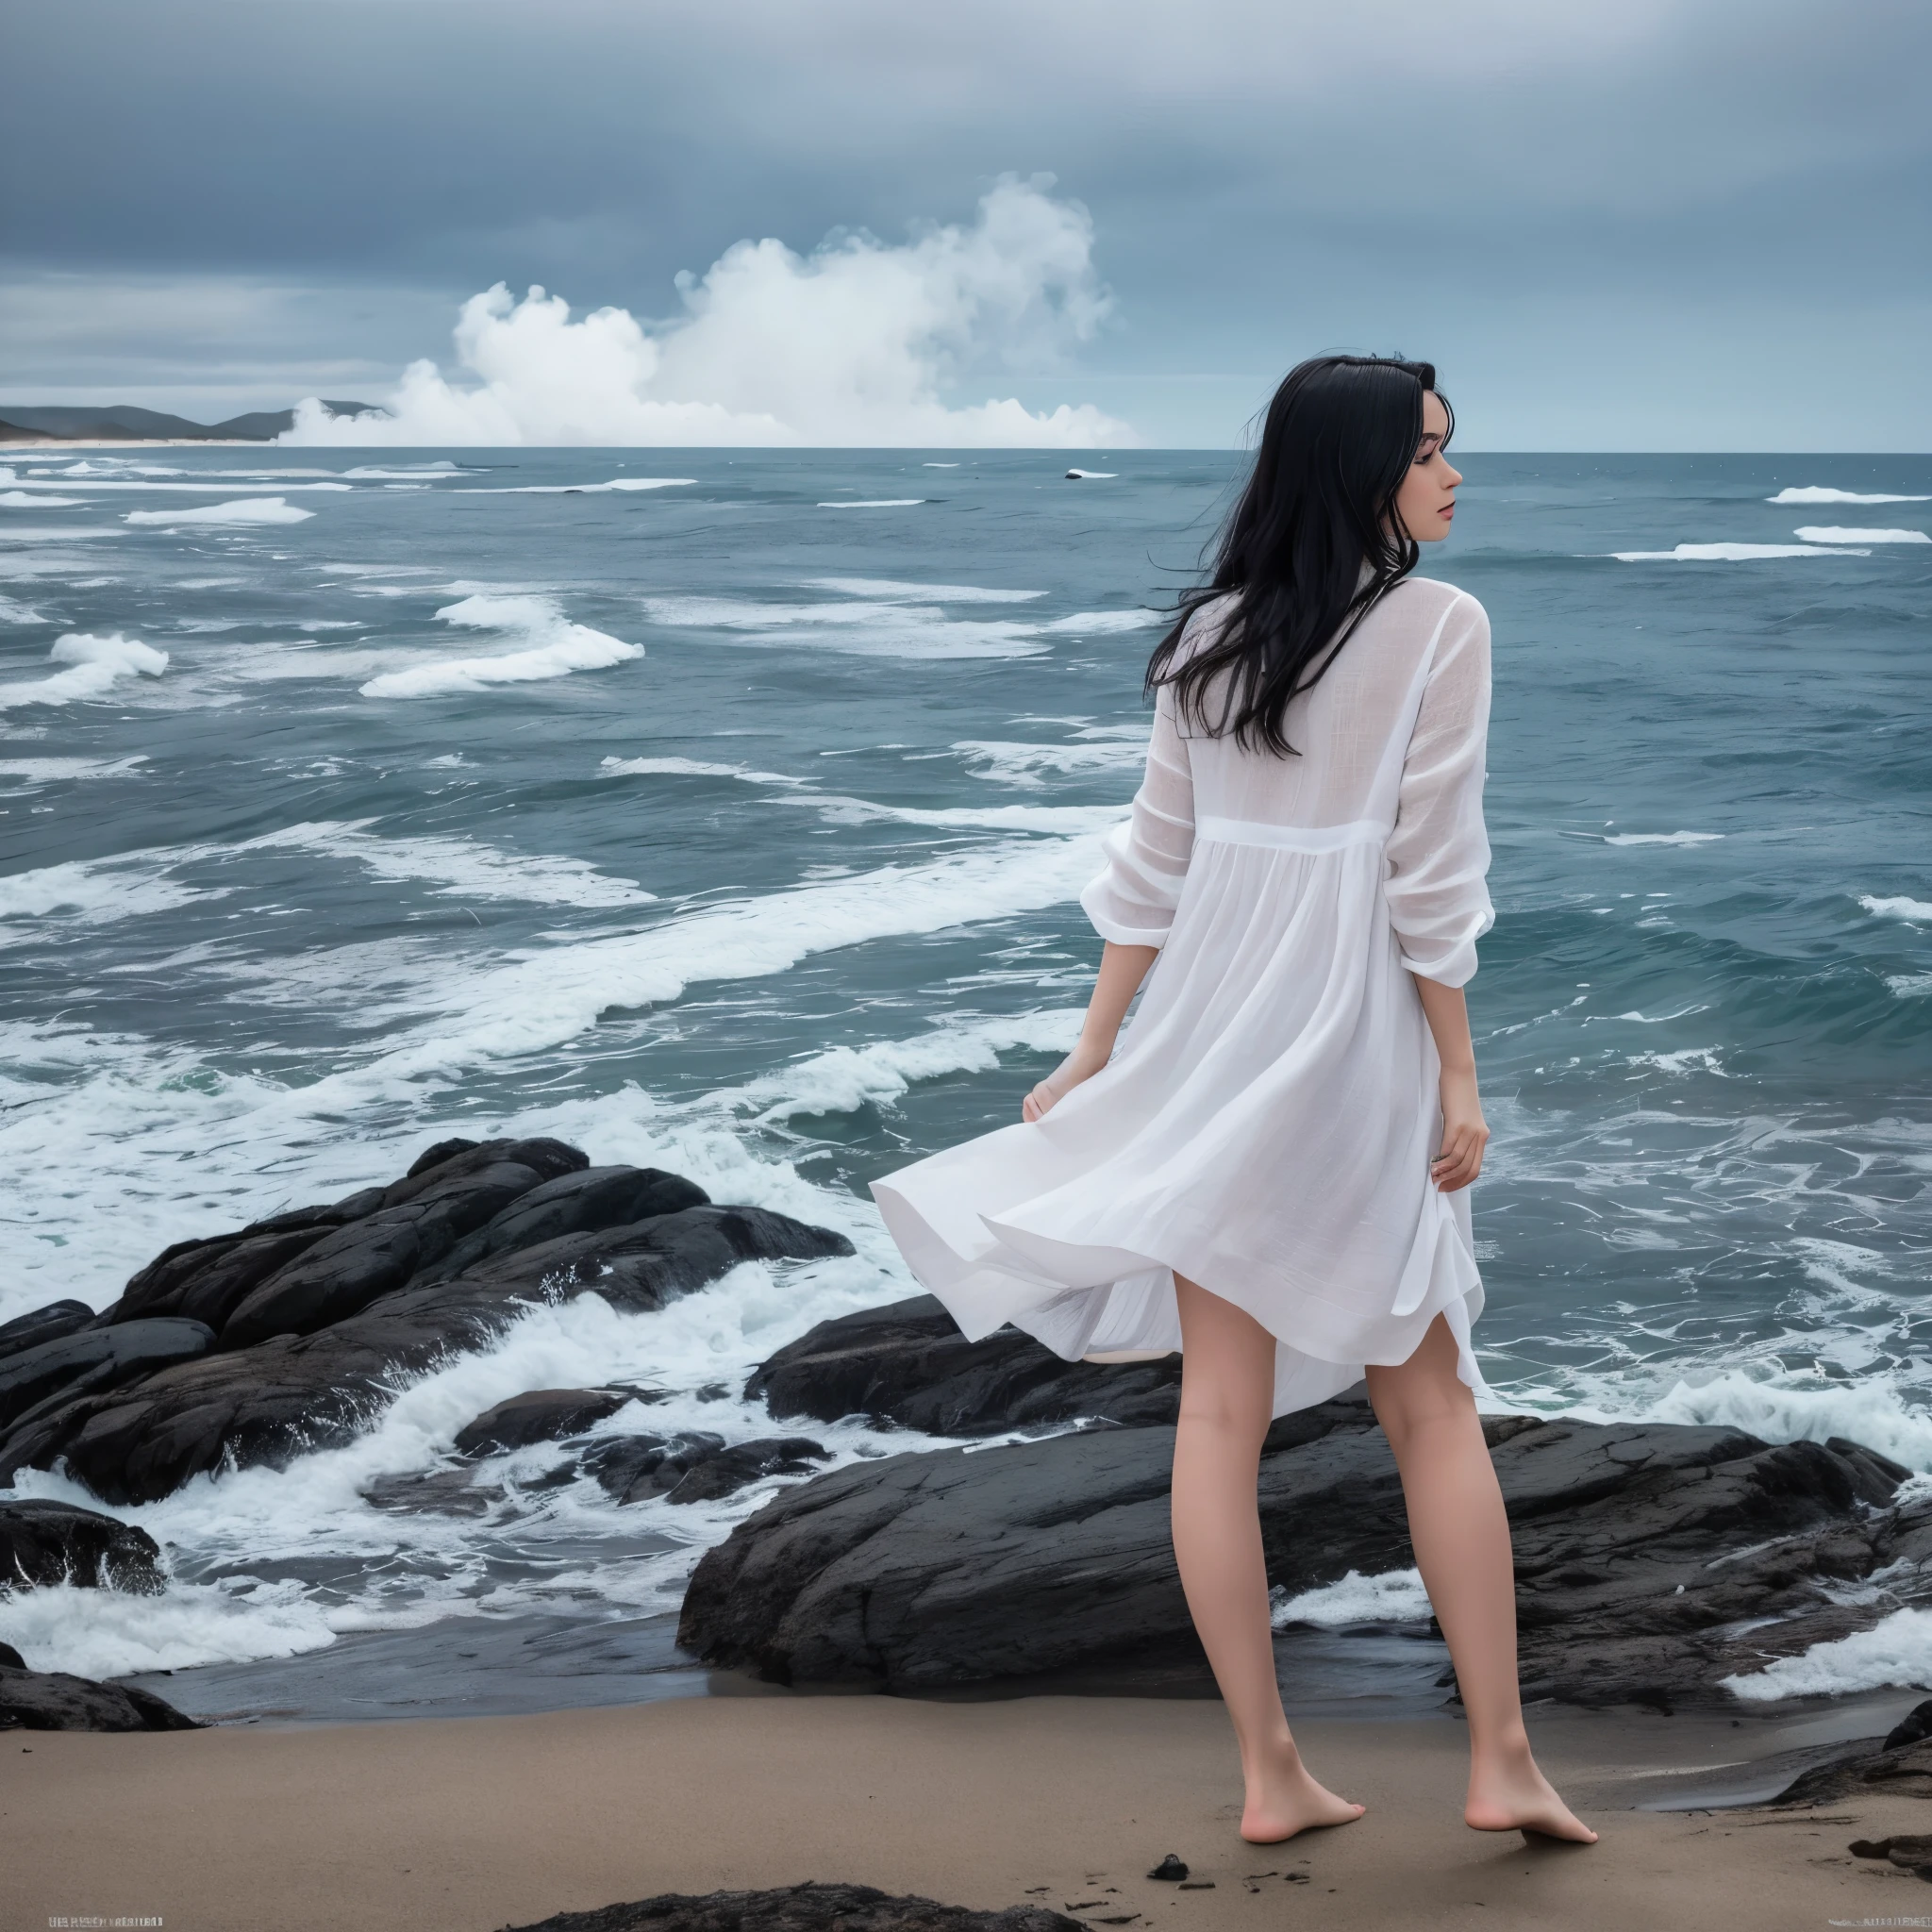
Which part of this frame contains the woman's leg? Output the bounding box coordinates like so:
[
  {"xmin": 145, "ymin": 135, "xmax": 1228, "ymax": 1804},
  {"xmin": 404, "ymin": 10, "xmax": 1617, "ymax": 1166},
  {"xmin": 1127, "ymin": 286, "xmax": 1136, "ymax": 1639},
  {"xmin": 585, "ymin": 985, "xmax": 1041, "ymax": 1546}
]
[
  {"xmin": 1362, "ymin": 1312, "xmax": 1596, "ymax": 1841},
  {"xmin": 1171, "ymin": 1272, "xmax": 1365, "ymax": 1841}
]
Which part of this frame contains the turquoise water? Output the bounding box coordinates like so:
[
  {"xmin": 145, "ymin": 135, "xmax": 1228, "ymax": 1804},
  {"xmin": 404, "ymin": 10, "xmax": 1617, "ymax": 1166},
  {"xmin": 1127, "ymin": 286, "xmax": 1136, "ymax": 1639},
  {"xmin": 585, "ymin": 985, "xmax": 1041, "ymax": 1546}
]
[{"xmin": 0, "ymin": 446, "xmax": 1926, "ymax": 1691}]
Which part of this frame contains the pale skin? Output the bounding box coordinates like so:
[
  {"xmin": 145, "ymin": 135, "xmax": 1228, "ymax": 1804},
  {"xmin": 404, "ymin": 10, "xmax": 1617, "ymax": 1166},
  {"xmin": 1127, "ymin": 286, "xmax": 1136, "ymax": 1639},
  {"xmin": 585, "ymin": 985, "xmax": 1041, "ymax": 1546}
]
[{"xmin": 1023, "ymin": 392, "xmax": 1596, "ymax": 1847}]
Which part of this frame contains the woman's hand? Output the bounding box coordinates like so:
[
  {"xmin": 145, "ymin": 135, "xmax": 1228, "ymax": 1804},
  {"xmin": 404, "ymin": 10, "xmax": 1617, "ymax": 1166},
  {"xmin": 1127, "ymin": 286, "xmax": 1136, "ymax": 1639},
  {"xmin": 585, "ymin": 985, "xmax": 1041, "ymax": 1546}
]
[
  {"xmin": 1022, "ymin": 1045, "xmax": 1110, "ymax": 1123},
  {"xmin": 1431, "ymin": 1065, "xmax": 1489, "ymax": 1191}
]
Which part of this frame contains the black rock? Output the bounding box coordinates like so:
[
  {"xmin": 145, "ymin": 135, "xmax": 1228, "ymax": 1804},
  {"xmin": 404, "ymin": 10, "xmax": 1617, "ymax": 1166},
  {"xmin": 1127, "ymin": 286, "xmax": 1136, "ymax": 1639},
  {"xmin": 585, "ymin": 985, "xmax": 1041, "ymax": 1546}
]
[
  {"xmin": 1147, "ymin": 1857, "xmax": 1188, "ymax": 1882},
  {"xmin": 0, "ymin": 1319, "xmax": 214, "ymax": 1432},
  {"xmin": 583, "ymin": 1432, "xmax": 829, "ymax": 1506},
  {"xmin": 1885, "ymin": 1698, "xmax": 1932, "ymax": 1751},
  {"xmin": 422, "ymin": 1167, "xmax": 711, "ymax": 1286},
  {"xmin": 1773, "ymin": 1739, "xmax": 1932, "ymax": 1807},
  {"xmin": 0, "ymin": 1664, "xmax": 199, "ymax": 1732},
  {"xmin": 747, "ymin": 1294, "xmax": 1181, "ymax": 1436},
  {"xmin": 680, "ymin": 1393, "xmax": 1916, "ymax": 1707},
  {"xmin": 220, "ymin": 1140, "xmax": 589, "ymax": 1346},
  {"xmin": 0, "ymin": 1642, "xmax": 23, "ymax": 1669},
  {"xmin": 0, "ymin": 1500, "xmax": 165, "ymax": 1592},
  {"xmin": 0, "ymin": 1301, "xmax": 95, "ymax": 1365},
  {"xmin": 454, "ymin": 1387, "xmax": 658, "ymax": 1457},
  {"xmin": 501, "ymin": 1882, "xmax": 1085, "ymax": 1932},
  {"xmin": 1, "ymin": 1177, "xmax": 854, "ymax": 1506}
]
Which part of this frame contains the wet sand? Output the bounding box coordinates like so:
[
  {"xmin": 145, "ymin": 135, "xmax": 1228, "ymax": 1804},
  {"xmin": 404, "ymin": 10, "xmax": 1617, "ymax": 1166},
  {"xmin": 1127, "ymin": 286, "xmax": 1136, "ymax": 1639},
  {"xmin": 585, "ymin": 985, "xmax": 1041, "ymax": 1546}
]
[{"xmin": 3, "ymin": 1693, "xmax": 1924, "ymax": 1932}]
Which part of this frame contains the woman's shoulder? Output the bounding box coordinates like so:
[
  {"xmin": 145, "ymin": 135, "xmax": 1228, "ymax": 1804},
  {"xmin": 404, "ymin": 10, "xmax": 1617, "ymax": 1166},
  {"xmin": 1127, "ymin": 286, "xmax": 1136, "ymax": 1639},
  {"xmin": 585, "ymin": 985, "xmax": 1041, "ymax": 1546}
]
[{"xmin": 1390, "ymin": 574, "xmax": 1486, "ymax": 623}]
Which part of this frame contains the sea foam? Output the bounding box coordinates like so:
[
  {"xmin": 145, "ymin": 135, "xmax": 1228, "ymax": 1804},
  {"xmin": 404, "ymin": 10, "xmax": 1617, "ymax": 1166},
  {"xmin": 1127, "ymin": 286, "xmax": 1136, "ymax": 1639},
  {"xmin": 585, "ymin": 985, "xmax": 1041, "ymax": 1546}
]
[
  {"xmin": 0, "ymin": 633, "xmax": 168, "ymax": 709},
  {"xmin": 1610, "ymin": 542, "xmax": 1869, "ymax": 561},
  {"xmin": 1721, "ymin": 1607, "xmax": 1932, "ymax": 1702},
  {"xmin": 1769, "ymin": 487, "xmax": 1931, "ymax": 505},
  {"xmin": 1792, "ymin": 525, "xmax": 1930, "ymax": 544},
  {"xmin": 1272, "ymin": 1568, "xmax": 1433, "ymax": 1627},
  {"xmin": 124, "ymin": 497, "xmax": 316, "ymax": 527},
  {"xmin": 359, "ymin": 594, "xmax": 642, "ymax": 698}
]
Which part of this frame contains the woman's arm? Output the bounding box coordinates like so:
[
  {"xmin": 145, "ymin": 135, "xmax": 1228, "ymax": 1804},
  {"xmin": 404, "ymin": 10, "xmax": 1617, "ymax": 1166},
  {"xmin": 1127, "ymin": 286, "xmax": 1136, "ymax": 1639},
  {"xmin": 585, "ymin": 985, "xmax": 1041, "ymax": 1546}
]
[
  {"xmin": 1412, "ymin": 974, "xmax": 1489, "ymax": 1191},
  {"xmin": 1023, "ymin": 941, "xmax": 1158, "ymax": 1122}
]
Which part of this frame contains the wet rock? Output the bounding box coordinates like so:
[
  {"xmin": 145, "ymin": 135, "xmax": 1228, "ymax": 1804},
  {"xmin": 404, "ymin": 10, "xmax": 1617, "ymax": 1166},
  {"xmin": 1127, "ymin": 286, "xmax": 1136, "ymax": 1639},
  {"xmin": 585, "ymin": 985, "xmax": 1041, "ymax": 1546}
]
[
  {"xmin": 0, "ymin": 1301, "xmax": 95, "ymax": 1365},
  {"xmin": 2, "ymin": 1215, "xmax": 852, "ymax": 1507},
  {"xmin": 454, "ymin": 1386, "xmax": 663, "ymax": 1457},
  {"xmin": 747, "ymin": 1294, "xmax": 1182, "ymax": 1436},
  {"xmin": 0, "ymin": 1499, "xmax": 165, "ymax": 1592},
  {"xmin": 680, "ymin": 1392, "xmax": 1916, "ymax": 1707},
  {"xmin": 423, "ymin": 1167, "xmax": 710, "ymax": 1286},
  {"xmin": 1888, "ymin": 1700, "xmax": 1932, "ymax": 1752},
  {"xmin": 0, "ymin": 1664, "xmax": 199, "ymax": 1733},
  {"xmin": 0, "ymin": 1641, "xmax": 22, "ymax": 1670},
  {"xmin": 0, "ymin": 1319, "xmax": 214, "ymax": 1432},
  {"xmin": 584, "ymin": 1432, "xmax": 829, "ymax": 1506},
  {"xmin": 361, "ymin": 1468, "xmax": 507, "ymax": 1517},
  {"xmin": 1773, "ymin": 1738, "xmax": 1932, "ymax": 1807},
  {"xmin": 220, "ymin": 1140, "xmax": 588, "ymax": 1346},
  {"xmin": 1849, "ymin": 1835, "xmax": 1932, "ymax": 1873},
  {"xmin": 500, "ymin": 1881, "xmax": 1085, "ymax": 1932}
]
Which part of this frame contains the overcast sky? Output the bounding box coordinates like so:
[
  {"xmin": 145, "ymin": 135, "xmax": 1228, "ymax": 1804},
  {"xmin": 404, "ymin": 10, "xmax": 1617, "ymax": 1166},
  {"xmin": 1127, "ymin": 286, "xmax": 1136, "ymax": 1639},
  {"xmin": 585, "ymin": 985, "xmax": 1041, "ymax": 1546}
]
[{"xmin": 2, "ymin": 0, "xmax": 1926, "ymax": 447}]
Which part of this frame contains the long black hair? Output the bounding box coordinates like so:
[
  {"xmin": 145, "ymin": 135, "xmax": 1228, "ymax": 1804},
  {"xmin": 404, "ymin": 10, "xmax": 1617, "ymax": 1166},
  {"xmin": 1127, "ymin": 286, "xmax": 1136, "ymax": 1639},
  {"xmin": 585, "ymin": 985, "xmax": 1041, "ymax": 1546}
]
[{"xmin": 1146, "ymin": 354, "xmax": 1451, "ymax": 756}]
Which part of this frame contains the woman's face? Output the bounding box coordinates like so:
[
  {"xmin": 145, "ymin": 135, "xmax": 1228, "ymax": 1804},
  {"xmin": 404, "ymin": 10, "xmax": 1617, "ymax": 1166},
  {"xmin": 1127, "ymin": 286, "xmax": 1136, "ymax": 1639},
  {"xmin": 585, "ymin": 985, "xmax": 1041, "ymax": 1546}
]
[{"xmin": 1392, "ymin": 391, "xmax": 1460, "ymax": 543}]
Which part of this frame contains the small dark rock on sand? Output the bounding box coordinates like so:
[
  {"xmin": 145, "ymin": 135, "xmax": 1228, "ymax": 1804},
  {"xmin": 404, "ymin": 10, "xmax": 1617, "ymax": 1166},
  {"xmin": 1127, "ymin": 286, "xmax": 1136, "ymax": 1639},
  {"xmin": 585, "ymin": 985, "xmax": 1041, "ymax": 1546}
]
[
  {"xmin": 499, "ymin": 1881, "xmax": 1086, "ymax": 1932},
  {"xmin": 0, "ymin": 1665, "xmax": 199, "ymax": 1733},
  {"xmin": 1145, "ymin": 1857, "xmax": 1188, "ymax": 1882}
]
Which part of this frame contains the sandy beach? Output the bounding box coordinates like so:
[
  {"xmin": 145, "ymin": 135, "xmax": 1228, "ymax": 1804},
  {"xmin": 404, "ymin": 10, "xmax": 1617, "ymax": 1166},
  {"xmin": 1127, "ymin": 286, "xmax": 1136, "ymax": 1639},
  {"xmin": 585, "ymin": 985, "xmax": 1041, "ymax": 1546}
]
[{"xmin": 5, "ymin": 1691, "xmax": 1927, "ymax": 1932}]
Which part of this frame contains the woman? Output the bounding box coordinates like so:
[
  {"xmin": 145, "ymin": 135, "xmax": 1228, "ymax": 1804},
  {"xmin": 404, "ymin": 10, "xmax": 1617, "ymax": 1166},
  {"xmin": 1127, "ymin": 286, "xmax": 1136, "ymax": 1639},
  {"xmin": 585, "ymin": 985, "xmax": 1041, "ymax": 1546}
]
[{"xmin": 872, "ymin": 356, "xmax": 1594, "ymax": 1847}]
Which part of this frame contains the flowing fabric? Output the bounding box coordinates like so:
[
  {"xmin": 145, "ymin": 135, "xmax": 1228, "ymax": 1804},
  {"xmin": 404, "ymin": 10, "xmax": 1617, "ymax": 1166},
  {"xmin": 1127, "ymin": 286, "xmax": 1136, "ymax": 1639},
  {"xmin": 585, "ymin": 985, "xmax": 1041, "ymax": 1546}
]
[{"xmin": 871, "ymin": 575, "xmax": 1497, "ymax": 1418}]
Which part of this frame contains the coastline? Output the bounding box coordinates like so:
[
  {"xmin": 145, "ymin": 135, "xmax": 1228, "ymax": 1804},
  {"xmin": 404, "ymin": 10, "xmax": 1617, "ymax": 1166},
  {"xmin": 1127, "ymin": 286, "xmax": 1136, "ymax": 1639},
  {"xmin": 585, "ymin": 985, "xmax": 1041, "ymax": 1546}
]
[{"xmin": 6, "ymin": 1691, "xmax": 1924, "ymax": 1932}]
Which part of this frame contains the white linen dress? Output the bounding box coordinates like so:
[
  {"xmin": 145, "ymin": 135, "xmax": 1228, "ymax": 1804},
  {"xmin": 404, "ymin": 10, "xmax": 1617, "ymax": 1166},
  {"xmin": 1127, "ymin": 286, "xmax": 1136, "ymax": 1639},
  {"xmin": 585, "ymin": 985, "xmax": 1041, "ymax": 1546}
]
[{"xmin": 871, "ymin": 575, "xmax": 1497, "ymax": 1419}]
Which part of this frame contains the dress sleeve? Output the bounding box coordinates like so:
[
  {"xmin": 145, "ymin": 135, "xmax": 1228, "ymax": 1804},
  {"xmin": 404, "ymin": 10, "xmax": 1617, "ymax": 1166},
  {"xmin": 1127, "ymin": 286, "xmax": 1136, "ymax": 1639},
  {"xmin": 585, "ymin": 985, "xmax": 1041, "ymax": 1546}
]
[
  {"xmin": 1079, "ymin": 675, "xmax": 1196, "ymax": 948},
  {"xmin": 1384, "ymin": 593, "xmax": 1495, "ymax": 988}
]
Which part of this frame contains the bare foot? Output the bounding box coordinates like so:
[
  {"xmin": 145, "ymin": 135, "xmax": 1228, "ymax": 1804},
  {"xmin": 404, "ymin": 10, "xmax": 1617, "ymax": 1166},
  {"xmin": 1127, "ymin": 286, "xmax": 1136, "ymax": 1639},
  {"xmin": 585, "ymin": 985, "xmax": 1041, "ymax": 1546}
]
[
  {"xmin": 1465, "ymin": 1743, "xmax": 1597, "ymax": 1843},
  {"xmin": 1241, "ymin": 1748, "xmax": 1367, "ymax": 1843}
]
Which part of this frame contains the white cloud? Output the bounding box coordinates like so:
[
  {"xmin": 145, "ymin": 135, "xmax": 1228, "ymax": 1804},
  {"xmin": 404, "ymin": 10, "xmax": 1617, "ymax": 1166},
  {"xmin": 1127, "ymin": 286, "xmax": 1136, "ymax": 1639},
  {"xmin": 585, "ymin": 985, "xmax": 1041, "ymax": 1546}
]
[{"xmin": 281, "ymin": 177, "xmax": 1134, "ymax": 448}]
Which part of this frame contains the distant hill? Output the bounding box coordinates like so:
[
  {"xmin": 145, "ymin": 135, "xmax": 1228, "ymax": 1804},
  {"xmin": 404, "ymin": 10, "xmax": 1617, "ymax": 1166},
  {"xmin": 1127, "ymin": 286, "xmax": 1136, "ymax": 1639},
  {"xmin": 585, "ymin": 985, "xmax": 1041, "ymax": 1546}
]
[{"xmin": 0, "ymin": 401, "xmax": 382, "ymax": 442}]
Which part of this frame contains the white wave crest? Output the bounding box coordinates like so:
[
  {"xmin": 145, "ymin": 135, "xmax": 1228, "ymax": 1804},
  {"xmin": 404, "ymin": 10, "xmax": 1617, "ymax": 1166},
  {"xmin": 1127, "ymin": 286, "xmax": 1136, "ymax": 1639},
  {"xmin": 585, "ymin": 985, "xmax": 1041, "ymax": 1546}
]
[
  {"xmin": 1039, "ymin": 610, "xmax": 1162, "ymax": 634},
  {"xmin": 0, "ymin": 754, "xmax": 147, "ymax": 784},
  {"xmin": 1272, "ymin": 1568, "xmax": 1433, "ymax": 1628},
  {"xmin": 277, "ymin": 178, "xmax": 1133, "ymax": 448},
  {"xmin": 817, "ymin": 499, "xmax": 925, "ymax": 508},
  {"xmin": 805, "ymin": 578, "xmax": 1042, "ymax": 604},
  {"xmin": 1792, "ymin": 525, "xmax": 1930, "ymax": 544},
  {"xmin": 0, "ymin": 491, "xmax": 86, "ymax": 508},
  {"xmin": 124, "ymin": 496, "xmax": 315, "ymax": 527},
  {"xmin": 0, "ymin": 1577, "xmax": 342, "ymax": 1681},
  {"xmin": 597, "ymin": 755, "xmax": 807, "ymax": 787},
  {"xmin": 788, "ymin": 793, "xmax": 1125, "ymax": 836},
  {"xmin": 0, "ymin": 632, "xmax": 168, "ymax": 709},
  {"xmin": 0, "ymin": 593, "xmax": 45, "ymax": 624},
  {"xmin": 1722, "ymin": 1607, "xmax": 1932, "ymax": 1702},
  {"xmin": 1610, "ymin": 542, "xmax": 1869, "ymax": 561},
  {"xmin": 956, "ymin": 737, "xmax": 1148, "ymax": 786},
  {"xmin": 241, "ymin": 821, "xmax": 655, "ymax": 908},
  {"xmin": 0, "ymin": 855, "xmax": 210, "ymax": 930},
  {"xmin": 359, "ymin": 593, "xmax": 642, "ymax": 699},
  {"xmin": 1769, "ymin": 487, "xmax": 1931, "ymax": 505},
  {"xmin": 1603, "ymin": 831, "xmax": 1724, "ymax": 846},
  {"xmin": 1861, "ymin": 894, "xmax": 1932, "ymax": 922},
  {"xmin": 643, "ymin": 593, "xmax": 1047, "ymax": 661},
  {"xmin": 454, "ymin": 477, "xmax": 695, "ymax": 494},
  {"xmin": 1064, "ymin": 469, "xmax": 1117, "ymax": 478},
  {"xmin": 719, "ymin": 1009, "xmax": 1083, "ymax": 1123}
]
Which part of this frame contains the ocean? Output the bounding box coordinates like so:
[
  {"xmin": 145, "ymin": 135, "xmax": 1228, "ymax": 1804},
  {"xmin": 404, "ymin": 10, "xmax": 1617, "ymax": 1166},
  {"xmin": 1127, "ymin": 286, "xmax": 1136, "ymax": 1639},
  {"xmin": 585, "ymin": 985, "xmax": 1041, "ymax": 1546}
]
[{"xmin": 0, "ymin": 446, "xmax": 1927, "ymax": 1715}]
